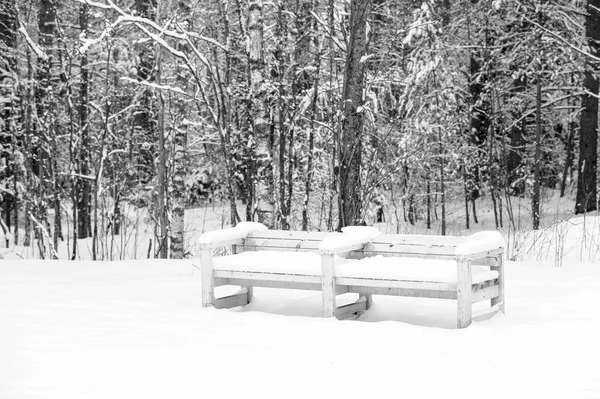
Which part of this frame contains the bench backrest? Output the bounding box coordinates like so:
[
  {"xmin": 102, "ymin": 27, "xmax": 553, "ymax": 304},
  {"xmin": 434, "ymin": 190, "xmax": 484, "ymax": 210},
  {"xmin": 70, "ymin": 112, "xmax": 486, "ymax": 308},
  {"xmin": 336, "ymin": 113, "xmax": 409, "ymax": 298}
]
[
  {"xmin": 234, "ymin": 230, "xmax": 501, "ymax": 265},
  {"xmin": 234, "ymin": 230, "xmax": 340, "ymax": 254}
]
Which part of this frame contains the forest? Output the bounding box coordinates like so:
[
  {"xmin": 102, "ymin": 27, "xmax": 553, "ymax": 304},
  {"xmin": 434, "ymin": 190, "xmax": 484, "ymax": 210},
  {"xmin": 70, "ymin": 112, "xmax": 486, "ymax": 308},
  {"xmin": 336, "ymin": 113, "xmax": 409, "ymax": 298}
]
[{"xmin": 0, "ymin": 0, "xmax": 598, "ymax": 260}]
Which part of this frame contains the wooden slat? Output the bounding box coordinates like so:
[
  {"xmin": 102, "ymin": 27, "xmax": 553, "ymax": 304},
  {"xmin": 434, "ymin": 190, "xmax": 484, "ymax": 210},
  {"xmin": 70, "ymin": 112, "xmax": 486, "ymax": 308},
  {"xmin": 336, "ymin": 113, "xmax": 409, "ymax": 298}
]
[
  {"xmin": 214, "ymin": 277, "xmax": 228, "ymax": 287},
  {"xmin": 373, "ymin": 233, "xmax": 466, "ymax": 246},
  {"xmin": 458, "ymin": 248, "xmax": 504, "ymax": 261},
  {"xmin": 345, "ymin": 285, "xmax": 456, "ymax": 299},
  {"xmin": 472, "ymin": 302, "xmax": 503, "ymax": 322},
  {"xmin": 239, "ymin": 244, "xmax": 322, "ymax": 253},
  {"xmin": 471, "ymin": 284, "xmax": 499, "ymax": 303},
  {"xmin": 336, "ymin": 277, "xmax": 456, "ymax": 291},
  {"xmin": 222, "ymin": 278, "xmax": 349, "ymax": 294},
  {"xmin": 336, "ymin": 298, "xmax": 368, "ymax": 320},
  {"xmin": 214, "ymin": 269, "xmax": 321, "ymax": 284},
  {"xmin": 200, "ymin": 249, "xmax": 214, "ymax": 307},
  {"xmin": 242, "ymin": 238, "xmax": 322, "ymax": 250},
  {"xmin": 213, "ymin": 288, "xmax": 250, "ymax": 309},
  {"xmin": 472, "ymin": 257, "xmax": 500, "ymax": 267},
  {"xmin": 361, "ymin": 243, "xmax": 457, "ymax": 257},
  {"xmin": 199, "ymin": 238, "xmax": 244, "ymax": 250},
  {"xmin": 491, "ymin": 254, "xmax": 506, "ymax": 313},
  {"xmin": 456, "ymin": 259, "xmax": 472, "ymax": 329},
  {"xmin": 321, "ymin": 255, "xmax": 336, "ymax": 317},
  {"xmin": 320, "ymin": 243, "xmax": 368, "ymax": 256},
  {"xmin": 248, "ymin": 230, "xmax": 336, "ymax": 240}
]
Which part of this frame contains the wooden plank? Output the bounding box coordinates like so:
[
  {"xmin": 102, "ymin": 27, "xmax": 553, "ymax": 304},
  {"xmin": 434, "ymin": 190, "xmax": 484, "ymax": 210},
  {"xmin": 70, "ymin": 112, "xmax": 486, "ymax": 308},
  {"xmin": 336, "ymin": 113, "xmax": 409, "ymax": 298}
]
[
  {"xmin": 472, "ymin": 302, "xmax": 503, "ymax": 322},
  {"xmin": 322, "ymin": 254, "xmax": 336, "ymax": 317},
  {"xmin": 336, "ymin": 298, "xmax": 368, "ymax": 320},
  {"xmin": 359, "ymin": 244, "xmax": 457, "ymax": 257},
  {"xmin": 243, "ymin": 237, "xmax": 322, "ymax": 249},
  {"xmin": 457, "ymin": 248, "xmax": 504, "ymax": 261},
  {"xmin": 214, "ymin": 270, "xmax": 321, "ymax": 284},
  {"xmin": 471, "ymin": 284, "xmax": 499, "ymax": 303},
  {"xmin": 456, "ymin": 259, "xmax": 472, "ymax": 329},
  {"xmin": 222, "ymin": 278, "xmax": 315, "ymax": 291},
  {"xmin": 491, "ymin": 254, "xmax": 505, "ymax": 313},
  {"xmin": 336, "ymin": 277, "xmax": 456, "ymax": 291},
  {"xmin": 199, "ymin": 238, "xmax": 244, "ymax": 250},
  {"xmin": 472, "ymin": 257, "xmax": 500, "ymax": 267},
  {"xmin": 346, "ymin": 285, "xmax": 456, "ymax": 299},
  {"xmin": 240, "ymin": 244, "xmax": 323, "ymax": 253},
  {"xmin": 320, "ymin": 242, "xmax": 369, "ymax": 256},
  {"xmin": 359, "ymin": 294, "xmax": 373, "ymax": 309},
  {"xmin": 213, "ymin": 288, "xmax": 250, "ymax": 309},
  {"xmin": 248, "ymin": 230, "xmax": 335, "ymax": 240},
  {"xmin": 245, "ymin": 286, "xmax": 254, "ymax": 302},
  {"xmin": 200, "ymin": 249, "xmax": 214, "ymax": 307},
  {"xmin": 373, "ymin": 233, "xmax": 466, "ymax": 246}
]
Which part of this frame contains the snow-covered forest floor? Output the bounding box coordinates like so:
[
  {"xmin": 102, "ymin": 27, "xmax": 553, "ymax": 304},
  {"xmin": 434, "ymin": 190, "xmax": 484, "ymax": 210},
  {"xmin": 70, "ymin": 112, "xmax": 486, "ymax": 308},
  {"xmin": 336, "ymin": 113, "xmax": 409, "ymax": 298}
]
[{"xmin": 1, "ymin": 190, "xmax": 600, "ymax": 398}]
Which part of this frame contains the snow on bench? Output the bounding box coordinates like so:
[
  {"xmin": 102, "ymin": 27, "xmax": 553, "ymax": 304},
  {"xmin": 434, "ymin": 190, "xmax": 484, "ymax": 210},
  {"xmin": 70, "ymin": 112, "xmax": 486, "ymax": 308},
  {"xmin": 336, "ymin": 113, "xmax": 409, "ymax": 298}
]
[{"xmin": 198, "ymin": 225, "xmax": 505, "ymax": 328}]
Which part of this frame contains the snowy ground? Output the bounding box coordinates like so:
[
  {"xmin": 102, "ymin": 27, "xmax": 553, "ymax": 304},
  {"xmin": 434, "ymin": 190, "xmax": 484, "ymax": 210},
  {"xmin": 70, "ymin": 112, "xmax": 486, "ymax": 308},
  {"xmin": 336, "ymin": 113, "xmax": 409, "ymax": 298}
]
[{"xmin": 1, "ymin": 258, "xmax": 599, "ymax": 399}]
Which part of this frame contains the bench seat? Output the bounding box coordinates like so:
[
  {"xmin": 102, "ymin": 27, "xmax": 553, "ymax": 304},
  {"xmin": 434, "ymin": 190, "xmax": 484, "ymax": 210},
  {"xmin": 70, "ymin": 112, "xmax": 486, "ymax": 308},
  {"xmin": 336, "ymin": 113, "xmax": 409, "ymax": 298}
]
[
  {"xmin": 213, "ymin": 252, "xmax": 498, "ymax": 285},
  {"xmin": 335, "ymin": 255, "xmax": 499, "ymax": 284},
  {"xmin": 214, "ymin": 251, "xmax": 326, "ymax": 276}
]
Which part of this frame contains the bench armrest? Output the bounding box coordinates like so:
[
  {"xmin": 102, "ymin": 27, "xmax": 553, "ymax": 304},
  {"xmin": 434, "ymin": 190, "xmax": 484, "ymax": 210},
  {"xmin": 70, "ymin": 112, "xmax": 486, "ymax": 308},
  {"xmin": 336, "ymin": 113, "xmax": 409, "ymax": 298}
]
[
  {"xmin": 199, "ymin": 222, "xmax": 268, "ymax": 250},
  {"xmin": 455, "ymin": 231, "xmax": 505, "ymax": 259},
  {"xmin": 319, "ymin": 226, "xmax": 381, "ymax": 256}
]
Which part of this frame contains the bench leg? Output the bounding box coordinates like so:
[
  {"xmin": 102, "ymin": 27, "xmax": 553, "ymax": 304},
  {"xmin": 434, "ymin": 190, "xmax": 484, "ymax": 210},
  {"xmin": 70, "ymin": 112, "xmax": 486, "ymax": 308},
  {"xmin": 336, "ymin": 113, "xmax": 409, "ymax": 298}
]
[
  {"xmin": 200, "ymin": 249, "xmax": 214, "ymax": 307},
  {"xmin": 491, "ymin": 254, "xmax": 505, "ymax": 313},
  {"xmin": 359, "ymin": 294, "xmax": 373, "ymax": 310},
  {"xmin": 244, "ymin": 286, "xmax": 254, "ymax": 303},
  {"xmin": 456, "ymin": 259, "xmax": 472, "ymax": 329},
  {"xmin": 322, "ymin": 254, "xmax": 336, "ymax": 317}
]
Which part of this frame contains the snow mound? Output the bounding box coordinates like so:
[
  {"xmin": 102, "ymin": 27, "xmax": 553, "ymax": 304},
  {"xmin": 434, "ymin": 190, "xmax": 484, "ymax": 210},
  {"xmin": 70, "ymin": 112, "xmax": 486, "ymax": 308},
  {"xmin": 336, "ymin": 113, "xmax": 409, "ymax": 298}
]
[
  {"xmin": 320, "ymin": 226, "xmax": 381, "ymax": 253},
  {"xmin": 513, "ymin": 214, "xmax": 600, "ymax": 264},
  {"xmin": 198, "ymin": 222, "xmax": 268, "ymax": 245},
  {"xmin": 455, "ymin": 231, "xmax": 505, "ymax": 256}
]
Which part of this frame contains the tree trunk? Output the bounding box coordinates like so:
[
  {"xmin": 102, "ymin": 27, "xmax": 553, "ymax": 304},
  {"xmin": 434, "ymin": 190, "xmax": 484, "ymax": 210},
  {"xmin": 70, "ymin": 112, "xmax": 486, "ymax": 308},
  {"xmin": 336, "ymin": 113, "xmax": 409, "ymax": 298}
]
[
  {"xmin": 155, "ymin": 31, "xmax": 168, "ymax": 259},
  {"xmin": 134, "ymin": 0, "xmax": 156, "ymax": 186},
  {"xmin": 507, "ymin": 75, "xmax": 527, "ymax": 196},
  {"xmin": 339, "ymin": 0, "xmax": 371, "ymax": 228},
  {"xmin": 0, "ymin": 0, "xmax": 17, "ymax": 227},
  {"xmin": 170, "ymin": 116, "xmax": 187, "ymax": 259},
  {"xmin": 560, "ymin": 116, "xmax": 575, "ymax": 197},
  {"xmin": 248, "ymin": 1, "xmax": 272, "ymax": 226},
  {"xmin": 77, "ymin": 2, "xmax": 91, "ymax": 239},
  {"xmin": 575, "ymin": 0, "xmax": 599, "ymax": 214},
  {"xmin": 532, "ymin": 5, "xmax": 545, "ymax": 230}
]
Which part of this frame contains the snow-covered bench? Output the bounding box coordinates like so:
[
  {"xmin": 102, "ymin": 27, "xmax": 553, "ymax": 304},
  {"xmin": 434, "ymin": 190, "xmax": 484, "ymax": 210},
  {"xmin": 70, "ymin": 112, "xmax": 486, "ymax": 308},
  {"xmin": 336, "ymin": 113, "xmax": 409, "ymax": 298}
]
[
  {"xmin": 322, "ymin": 230, "xmax": 505, "ymax": 328},
  {"xmin": 198, "ymin": 224, "xmax": 505, "ymax": 328},
  {"xmin": 198, "ymin": 222, "xmax": 357, "ymax": 312}
]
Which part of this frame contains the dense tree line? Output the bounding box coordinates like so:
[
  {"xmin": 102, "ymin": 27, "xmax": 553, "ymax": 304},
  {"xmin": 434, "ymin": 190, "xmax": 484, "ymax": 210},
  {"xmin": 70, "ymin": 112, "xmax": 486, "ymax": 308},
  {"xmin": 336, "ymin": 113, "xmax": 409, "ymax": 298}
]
[{"xmin": 0, "ymin": 0, "xmax": 598, "ymax": 258}]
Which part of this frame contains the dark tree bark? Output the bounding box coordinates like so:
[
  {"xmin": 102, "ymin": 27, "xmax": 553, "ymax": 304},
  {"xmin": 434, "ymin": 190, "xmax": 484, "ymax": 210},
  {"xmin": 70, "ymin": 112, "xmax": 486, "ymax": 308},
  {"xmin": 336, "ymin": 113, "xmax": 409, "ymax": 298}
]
[
  {"xmin": 575, "ymin": 0, "xmax": 599, "ymax": 214},
  {"xmin": 35, "ymin": 0, "xmax": 57, "ymax": 252},
  {"xmin": 302, "ymin": 0, "xmax": 321, "ymax": 231},
  {"xmin": 133, "ymin": 0, "xmax": 156, "ymax": 185},
  {"xmin": 339, "ymin": 0, "xmax": 371, "ymax": 228},
  {"xmin": 77, "ymin": 2, "xmax": 92, "ymax": 239},
  {"xmin": 0, "ymin": 0, "xmax": 17, "ymax": 236},
  {"xmin": 507, "ymin": 75, "xmax": 527, "ymax": 196},
  {"xmin": 468, "ymin": 53, "xmax": 489, "ymax": 202},
  {"xmin": 532, "ymin": 6, "xmax": 544, "ymax": 230}
]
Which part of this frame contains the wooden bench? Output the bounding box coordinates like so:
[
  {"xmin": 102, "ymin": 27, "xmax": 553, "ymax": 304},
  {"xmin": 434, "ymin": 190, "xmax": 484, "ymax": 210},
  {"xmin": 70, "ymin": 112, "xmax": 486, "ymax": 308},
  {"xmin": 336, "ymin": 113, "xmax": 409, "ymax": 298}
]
[{"xmin": 198, "ymin": 224, "xmax": 505, "ymax": 328}]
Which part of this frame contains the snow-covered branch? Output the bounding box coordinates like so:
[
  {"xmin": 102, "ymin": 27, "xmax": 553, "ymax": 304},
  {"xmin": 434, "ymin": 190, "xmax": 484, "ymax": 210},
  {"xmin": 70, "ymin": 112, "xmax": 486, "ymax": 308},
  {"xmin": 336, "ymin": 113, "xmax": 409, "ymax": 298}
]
[
  {"xmin": 18, "ymin": 22, "xmax": 46, "ymax": 60},
  {"xmin": 120, "ymin": 77, "xmax": 189, "ymax": 96}
]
